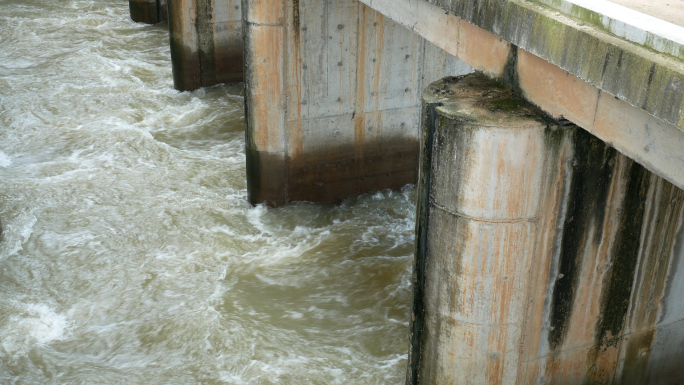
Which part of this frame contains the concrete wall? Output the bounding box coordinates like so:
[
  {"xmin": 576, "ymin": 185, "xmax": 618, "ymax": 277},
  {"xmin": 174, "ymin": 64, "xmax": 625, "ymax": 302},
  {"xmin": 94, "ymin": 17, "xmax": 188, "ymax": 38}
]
[
  {"xmin": 409, "ymin": 73, "xmax": 684, "ymax": 384},
  {"xmin": 129, "ymin": 0, "xmax": 168, "ymax": 24},
  {"xmin": 243, "ymin": 0, "xmax": 472, "ymax": 206},
  {"xmin": 168, "ymin": 0, "xmax": 243, "ymax": 91}
]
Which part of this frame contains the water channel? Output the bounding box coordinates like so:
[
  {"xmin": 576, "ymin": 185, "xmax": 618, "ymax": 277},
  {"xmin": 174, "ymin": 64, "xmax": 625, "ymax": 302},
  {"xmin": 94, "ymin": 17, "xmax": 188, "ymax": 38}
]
[{"xmin": 0, "ymin": 1, "xmax": 416, "ymax": 383}]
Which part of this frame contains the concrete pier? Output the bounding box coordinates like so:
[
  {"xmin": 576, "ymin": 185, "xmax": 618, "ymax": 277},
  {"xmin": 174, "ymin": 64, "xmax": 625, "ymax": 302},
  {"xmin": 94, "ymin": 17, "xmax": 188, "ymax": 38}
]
[
  {"xmin": 129, "ymin": 0, "xmax": 167, "ymax": 24},
  {"xmin": 410, "ymin": 74, "xmax": 684, "ymax": 384},
  {"xmin": 168, "ymin": 0, "xmax": 243, "ymax": 91},
  {"xmin": 243, "ymin": 0, "xmax": 471, "ymax": 206}
]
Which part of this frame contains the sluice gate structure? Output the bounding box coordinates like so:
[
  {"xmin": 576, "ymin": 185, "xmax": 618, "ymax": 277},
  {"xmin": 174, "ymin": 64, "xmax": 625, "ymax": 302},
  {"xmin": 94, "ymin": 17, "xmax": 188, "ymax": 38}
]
[{"xmin": 129, "ymin": 0, "xmax": 684, "ymax": 383}]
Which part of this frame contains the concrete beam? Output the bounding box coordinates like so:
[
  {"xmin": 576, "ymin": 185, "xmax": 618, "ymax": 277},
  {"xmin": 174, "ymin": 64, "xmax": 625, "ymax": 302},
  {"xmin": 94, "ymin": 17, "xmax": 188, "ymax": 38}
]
[
  {"xmin": 243, "ymin": 0, "xmax": 471, "ymax": 206},
  {"xmin": 129, "ymin": 0, "xmax": 168, "ymax": 24},
  {"xmin": 411, "ymin": 73, "xmax": 684, "ymax": 385},
  {"xmin": 357, "ymin": 0, "xmax": 684, "ymax": 192},
  {"xmin": 168, "ymin": 0, "xmax": 243, "ymax": 91}
]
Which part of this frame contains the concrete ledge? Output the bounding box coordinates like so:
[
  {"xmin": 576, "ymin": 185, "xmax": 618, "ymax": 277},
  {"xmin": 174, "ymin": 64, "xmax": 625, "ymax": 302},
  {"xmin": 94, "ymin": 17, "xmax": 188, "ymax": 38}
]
[
  {"xmin": 530, "ymin": 0, "xmax": 684, "ymax": 60},
  {"xmin": 500, "ymin": 0, "xmax": 684, "ymax": 130}
]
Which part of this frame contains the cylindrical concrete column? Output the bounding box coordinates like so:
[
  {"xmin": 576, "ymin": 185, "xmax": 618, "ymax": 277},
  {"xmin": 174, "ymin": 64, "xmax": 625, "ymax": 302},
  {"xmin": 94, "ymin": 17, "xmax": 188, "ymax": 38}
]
[
  {"xmin": 168, "ymin": 0, "xmax": 243, "ymax": 91},
  {"xmin": 129, "ymin": 0, "xmax": 167, "ymax": 24},
  {"xmin": 410, "ymin": 74, "xmax": 553, "ymax": 384},
  {"xmin": 410, "ymin": 73, "xmax": 684, "ymax": 385}
]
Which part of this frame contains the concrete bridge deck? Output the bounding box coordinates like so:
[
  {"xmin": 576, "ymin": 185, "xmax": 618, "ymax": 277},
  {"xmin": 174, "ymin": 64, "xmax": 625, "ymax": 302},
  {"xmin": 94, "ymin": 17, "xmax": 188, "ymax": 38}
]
[{"xmin": 607, "ymin": 0, "xmax": 684, "ymax": 27}]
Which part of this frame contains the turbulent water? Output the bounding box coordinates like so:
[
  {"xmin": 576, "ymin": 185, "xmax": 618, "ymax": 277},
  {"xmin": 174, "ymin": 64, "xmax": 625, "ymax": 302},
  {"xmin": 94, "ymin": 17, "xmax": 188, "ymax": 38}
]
[{"xmin": 0, "ymin": 1, "xmax": 416, "ymax": 383}]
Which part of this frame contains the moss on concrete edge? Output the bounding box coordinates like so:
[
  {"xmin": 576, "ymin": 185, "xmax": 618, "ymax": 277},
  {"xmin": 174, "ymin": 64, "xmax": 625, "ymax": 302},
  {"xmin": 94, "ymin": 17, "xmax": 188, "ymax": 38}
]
[{"xmin": 431, "ymin": 0, "xmax": 684, "ymax": 132}]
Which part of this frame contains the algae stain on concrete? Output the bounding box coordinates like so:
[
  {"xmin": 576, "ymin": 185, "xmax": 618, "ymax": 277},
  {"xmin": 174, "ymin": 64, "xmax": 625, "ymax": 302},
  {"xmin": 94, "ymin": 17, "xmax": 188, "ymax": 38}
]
[{"xmin": 548, "ymin": 129, "xmax": 617, "ymax": 350}]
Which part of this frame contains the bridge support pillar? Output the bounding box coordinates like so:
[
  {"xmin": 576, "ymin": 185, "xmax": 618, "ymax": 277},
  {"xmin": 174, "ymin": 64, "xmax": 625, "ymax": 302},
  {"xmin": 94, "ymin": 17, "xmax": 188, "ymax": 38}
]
[
  {"xmin": 410, "ymin": 74, "xmax": 684, "ymax": 384},
  {"xmin": 168, "ymin": 0, "xmax": 243, "ymax": 91},
  {"xmin": 243, "ymin": 0, "xmax": 471, "ymax": 206},
  {"xmin": 129, "ymin": 0, "xmax": 167, "ymax": 24}
]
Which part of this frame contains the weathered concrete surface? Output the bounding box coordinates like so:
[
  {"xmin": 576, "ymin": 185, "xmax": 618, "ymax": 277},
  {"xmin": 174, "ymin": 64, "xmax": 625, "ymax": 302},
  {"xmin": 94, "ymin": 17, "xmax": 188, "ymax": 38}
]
[
  {"xmin": 607, "ymin": 0, "xmax": 684, "ymax": 27},
  {"xmin": 357, "ymin": 0, "xmax": 684, "ymax": 193},
  {"xmin": 168, "ymin": 0, "xmax": 243, "ymax": 91},
  {"xmin": 530, "ymin": 0, "xmax": 684, "ymax": 57},
  {"xmin": 243, "ymin": 0, "xmax": 472, "ymax": 206},
  {"xmin": 409, "ymin": 74, "xmax": 684, "ymax": 384},
  {"xmin": 129, "ymin": 0, "xmax": 168, "ymax": 24}
]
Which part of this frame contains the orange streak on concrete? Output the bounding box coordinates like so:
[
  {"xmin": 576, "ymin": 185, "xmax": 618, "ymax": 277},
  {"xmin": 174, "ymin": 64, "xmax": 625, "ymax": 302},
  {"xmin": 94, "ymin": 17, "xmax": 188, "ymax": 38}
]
[
  {"xmin": 248, "ymin": 0, "xmax": 285, "ymax": 24},
  {"xmin": 517, "ymin": 49, "xmax": 600, "ymax": 130},
  {"xmin": 457, "ymin": 20, "xmax": 510, "ymax": 78},
  {"xmin": 354, "ymin": 4, "xmax": 367, "ymax": 151},
  {"xmin": 284, "ymin": 0, "xmax": 303, "ymax": 157},
  {"xmin": 486, "ymin": 326, "xmax": 505, "ymax": 385},
  {"xmin": 517, "ymin": 137, "xmax": 572, "ymax": 383},
  {"xmin": 251, "ymin": 24, "xmax": 284, "ymax": 151}
]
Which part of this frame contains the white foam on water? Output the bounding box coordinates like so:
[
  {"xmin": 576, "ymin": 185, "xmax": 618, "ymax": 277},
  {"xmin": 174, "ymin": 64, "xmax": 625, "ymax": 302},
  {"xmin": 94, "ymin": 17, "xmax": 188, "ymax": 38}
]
[
  {"xmin": 0, "ymin": 151, "xmax": 12, "ymax": 167},
  {"xmin": 0, "ymin": 303, "xmax": 72, "ymax": 359},
  {"xmin": 0, "ymin": 212, "xmax": 37, "ymax": 261},
  {"xmin": 218, "ymin": 373, "xmax": 248, "ymax": 384}
]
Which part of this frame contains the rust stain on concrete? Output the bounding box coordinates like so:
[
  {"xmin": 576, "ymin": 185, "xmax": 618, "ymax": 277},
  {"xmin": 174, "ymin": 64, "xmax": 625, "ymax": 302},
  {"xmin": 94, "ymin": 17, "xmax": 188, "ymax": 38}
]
[
  {"xmin": 457, "ymin": 20, "xmax": 510, "ymax": 78},
  {"xmin": 248, "ymin": 0, "xmax": 284, "ymax": 24},
  {"xmin": 517, "ymin": 49, "xmax": 600, "ymax": 130},
  {"xmin": 251, "ymin": 25, "xmax": 284, "ymax": 150}
]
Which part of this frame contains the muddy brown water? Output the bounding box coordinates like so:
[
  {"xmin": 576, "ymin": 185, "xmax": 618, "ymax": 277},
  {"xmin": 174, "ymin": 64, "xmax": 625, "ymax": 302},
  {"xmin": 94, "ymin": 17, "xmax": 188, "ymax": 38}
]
[{"xmin": 0, "ymin": 1, "xmax": 415, "ymax": 383}]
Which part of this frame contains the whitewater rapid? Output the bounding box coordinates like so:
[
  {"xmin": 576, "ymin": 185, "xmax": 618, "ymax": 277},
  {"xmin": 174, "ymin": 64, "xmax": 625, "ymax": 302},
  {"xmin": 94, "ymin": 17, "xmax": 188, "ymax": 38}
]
[{"xmin": 0, "ymin": 1, "xmax": 415, "ymax": 383}]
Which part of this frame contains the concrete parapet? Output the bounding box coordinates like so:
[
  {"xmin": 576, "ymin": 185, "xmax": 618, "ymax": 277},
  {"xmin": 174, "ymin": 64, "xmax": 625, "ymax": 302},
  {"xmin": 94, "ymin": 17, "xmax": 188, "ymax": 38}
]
[
  {"xmin": 168, "ymin": 0, "xmax": 243, "ymax": 91},
  {"xmin": 410, "ymin": 74, "xmax": 684, "ymax": 384},
  {"xmin": 529, "ymin": 0, "xmax": 684, "ymax": 58},
  {"xmin": 243, "ymin": 0, "xmax": 471, "ymax": 206},
  {"xmin": 129, "ymin": 0, "xmax": 168, "ymax": 24}
]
